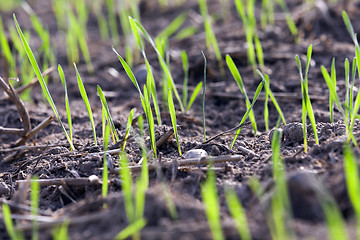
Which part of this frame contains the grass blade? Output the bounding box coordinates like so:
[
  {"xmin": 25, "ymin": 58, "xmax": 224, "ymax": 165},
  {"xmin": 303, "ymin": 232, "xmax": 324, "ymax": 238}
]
[
  {"xmin": 201, "ymin": 166, "xmax": 224, "ymax": 240},
  {"xmin": 102, "ymin": 125, "xmax": 110, "ymax": 201},
  {"xmin": 257, "ymin": 70, "xmax": 286, "ymax": 125},
  {"xmin": 225, "ymin": 188, "xmax": 252, "ymax": 240},
  {"xmin": 97, "ymin": 85, "xmax": 119, "ymax": 143},
  {"xmin": 186, "ymin": 82, "xmax": 203, "ymax": 111},
  {"xmin": 74, "ymin": 63, "xmax": 97, "ymax": 146},
  {"xmin": 114, "ymin": 218, "xmax": 147, "ymax": 240},
  {"xmin": 2, "ymin": 203, "xmax": 24, "ymax": 240},
  {"xmin": 58, "ymin": 65, "xmax": 73, "ymax": 149},
  {"xmin": 231, "ymin": 81, "xmax": 264, "ymax": 148},
  {"xmin": 202, "ymin": 51, "xmax": 207, "ymax": 141},
  {"xmin": 226, "ymin": 54, "xmax": 257, "ymax": 133},
  {"xmin": 13, "ymin": 14, "xmax": 74, "ymax": 150},
  {"xmin": 122, "ymin": 109, "xmax": 134, "ymax": 151},
  {"xmin": 168, "ymin": 88, "xmax": 181, "ymax": 155}
]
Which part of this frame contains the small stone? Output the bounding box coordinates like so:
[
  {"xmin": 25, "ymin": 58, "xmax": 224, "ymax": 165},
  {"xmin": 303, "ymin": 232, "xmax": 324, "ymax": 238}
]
[
  {"xmin": 210, "ymin": 145, "xmax": 220, "ymax": 156},
  {"xmin": 284, "ymin": 122, "xmax": 304, "ymax": 144},
  {"xmin": 183, "ymin": 149, "xmax": 208, "ymax": 159}
]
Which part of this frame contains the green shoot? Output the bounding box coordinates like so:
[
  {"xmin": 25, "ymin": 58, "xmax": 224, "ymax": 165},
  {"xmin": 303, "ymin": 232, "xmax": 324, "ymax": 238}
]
[
  {"xmin": 129, "ymin": 17, "xmax": 185, "ymax": 112},
  {"xmin": 168, "ymin": 88, "xmax": 182, "ymax": 155},
  {"xmin": 264, "ymin": 74, "xmax": 270, "ymax": 131},
  {"xmin": 345, "ymin": 58, "xmax": 350, "ymax": 134},
  {"xmin": 113, "ymin": 48, "xmax": 158, "ymax": 157},
  {"xmin": 226, "ymin": 54, "xmax": 257, "ymax": 134},
  {"xmin": 67, "ymin": 9, "xmax": 93, "ymax": 73},
  {"xmin": 186, "ymin": 82, "xmax": 203, "ymax": 112},
  {"xmin": 122, "ymin": 109, "xmax": 135, "ymax": 151},
  {"xmin": 31, "ymin": 176, "xmax": 40, "ymax": 240},
  {"xmin": 174, "ymin": 26, "xmax": 198, "ymax": 40},
  {"xmin": 316, "ymin": 186, "xmax": 349, "ymax": 240},
  {"xmin": 106, "ymin": 0, "xmax": 120, "ymax": 44},
  {"xmin": 202, "ymin": 51, "xmax": 207, "ymax": 141},
  {"xmin": 0, "ymin": 16, "xmax": 16, "ymax": 78},
  {"xmin": 257, "ymin": 70, "xmax": 287, "ymax": 125},
  {"xmin": 97, "ymin": 85, "xmax": 120, "ymax": 143},
  {"xmin": 74, "ymin": 63, "xmax": 97, "ymax": 146},
  {"xmin": 52, "ymin": 220, "xmax": 70, "ymax": 240},
  {"xmin": 156, "ymin": 12, "xmax": 187, "ymax": 39},
  {"xmin": 114, "ymin": 218, "xmax": 147, "ymax": 240},
  {"xmin": 295, "ymin": 44, "xmax": 318, "ymax": 153},
  {"xmin": 350, "ymin": 58, "xmax": 357, "ymax": 116},
  {"xmin": 344, "ymin": 143, "xmax": 360, "ymax": 239},
  {"xmin": 2, "ymin": 203, "xmax": 24, "ymax": 240},
  {"xmin": 198, "ymin": 0, "xmax": 224, "ymax": 75},
  {"xmin": 231, "ymin": 81, "xmax": 264, "ymax": 148},
  {"xmin": 201, "ymin": 166, "xmax": 224, "ymax": 240},
  {"xmin": 58, "ymin": 65, "xmax": 73, "ymax": 150},
  {"xmin": 225, "ymin": 188, "xmax": 252, "ymax": 240},
  {"xmin": 261, "ymin": 0, "xmax": 275, "ymax": 28},
  {"xmin": 270, "ymin": 119, "xmax": 294, "ymax": 240},
  {"xmin": 330, "ymin": 58, "xmax": 336, "ymax": 122},
  {"xmin": 119, "ymin": 151, "xmax": 134, "ymax": 223},
  {"xmin": 102, "ymin": 125, "xmax": 110, "ymax": 202},
  {"xmin": 181, "ymin": 50, "xmax": 189, "ymax": 109},
  {"xmin": 14, "ymin": 14, "xmax": 74, "ymax": 150},
  {"xmin": 276, "ymin": 0, "xmax": 298, "ymax": 39}
]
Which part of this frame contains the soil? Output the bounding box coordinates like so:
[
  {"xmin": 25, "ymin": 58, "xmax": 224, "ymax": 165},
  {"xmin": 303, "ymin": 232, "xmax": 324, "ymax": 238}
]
[{"xmin": 1, "ymin": 0, "xmax": 360, "ymax": 239}]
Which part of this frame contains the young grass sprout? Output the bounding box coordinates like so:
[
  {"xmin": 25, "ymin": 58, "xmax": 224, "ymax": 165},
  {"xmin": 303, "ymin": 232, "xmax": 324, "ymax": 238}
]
[
  {"xmin": 295, "ymin": 44, "xmax": 319, "ymax": 152},
  {"xmin": 74, "ymin": 63, "xmax": 97, "ymax": 146},
  {"xmin": 226, "ymin": 54, "xmax": 258, "ymax": 134},
  {"xmin": 14, "ymin": 14, "xmax": 75, "ymax": 151}
]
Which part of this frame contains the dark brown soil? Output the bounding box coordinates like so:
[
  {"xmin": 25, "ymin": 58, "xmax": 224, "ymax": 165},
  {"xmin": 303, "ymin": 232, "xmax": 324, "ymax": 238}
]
[{"xmin": 1, "ymin": 0, "xmax": 360, "ymax": 239}]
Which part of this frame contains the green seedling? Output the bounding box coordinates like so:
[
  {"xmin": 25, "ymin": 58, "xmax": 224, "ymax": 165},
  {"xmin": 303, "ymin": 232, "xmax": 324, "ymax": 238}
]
[
  {"xmin": 181, "ymin": 50, "xmax": 189, "ymax": 108},
  {"xmin": 97, "ymin": 85, "xmax": 119, "ymax": 143},
  {"xmin": 102, "ymin": 125, "xmax": 110, "ymax": 203},
  {"xmin": 269, "ymin": 119, "xmax": 294, "ymax": 240},
  {"xmin": 264, "ymin": 74, "xmax": 270, "ymax": 131},
  {"xmin": 174, "ymin": 26, "xmax": 198, "ymax": 40},
  {"xmin": 342, "ymin": 11, "xmax": 360, "ymax": 141},
  {"xmin": 52, "ymin": 220, "xmax": 70, "ymax": 240},
  {"xmin": 330, "ymin": 58, "xmax": 336, "ymax": 122},
  {"xmin": 261, "ymin": 0, "xmax": 275, "ymax": 28},
  {"xmin": 2, "ymin": 203, "xmax": 24, "ymax": 240},
  {"xmin": 257, "ymin": 70, "xmax": 287, "ymax": 125},
  {"xmin": 31, "ymin": 176, "xmax": 40, "ymax": 240},
  {"xmin": 119, "ymin": 6, "xmax": 134, "ymax": 67},
  {"xmin": 134, "ymin": 116, "xmax": 149, "ymax": 222},
  {"xmin": 202, "ymin": 165, "xmax": 224, "ymax": 240},
  {"xmin": 119, "ymin": 151, "xmax": 135, "ymax": 222},
  {"xmin": 295, "ymin": 44, "xmax": 318, "ymax": 152},
  {"xmin": 114, "ymin": 218, "xmax": 147, "ymax": 240},
  {"xmin": 276, "ymin": 0, "xmax": 298, "ymax": 39},
  {"xmin": 202, "ymin": 51, "xmax": 207, "ymax": 141},
  {"xmin": 74, "ymin": 63, "xmax": 97, "ymax": 146},
  {"xmin": 14, "ymin": 14, "xmax": 74, "ymax": 150},
  {"xmin": 226, "ymin": 54, "xmax": 258, "ymax": 134},
  {"xmin": 129, "ymin": 17, "xmax": 185, "ymax": 112},
  {"xmin": 225, "ymin": 188, "xmax": 252, "ymax": 240},
  {"xmin": 231, "ymin": 81, "xmax": 264, "ymax": 148},
  {"xmin": 316, "ymin": 183, "xmax": 349, "ymax": 240},
  {"xmin": 344, "ymin": 143, "xmax": 360, "ymax": 239},
  {"xmin": 187, "ymin": 82, "xmax": 203, "ymax": 112},
  {"xmin": 234, "ymin": 0, "xmax": 264, "ymax": 73},
  {"xmin": 122, "ymin": 109, "xmax": 135, "ymax": 151},
  {"xmin": 198, "ymin": 0, "xmax": 224, "ymax": 75},
  {"xmin": 58, "ymin": 65, "xmax": 73, "ymax": 149},
  {"xmin": 113, "ymin": 48, "xmax": 158, "ymax": 157},
  {"xmin": 157, "ymin": 12, "xmax": 187, "ymax": 39},
  {"xmin": 67, "ymin": 9, "xmax": 93, "ymax": 73},
  {"xmin": 106, "ymin": 0, "xmax": 120, "ymax": 44},
  {"xmin": 0, "ymin": 16, "xmax": 16, "ymax": 78},
  {"xmin": 52, "ymin": 0, "xmax": 66, "ymax": 30},
  {"xmin": 9, "ymin": 24, "xmax": 34, "ymax": 101},
  {"xmin": 168, "ymin": 88, "xmax": 182, "ymax": 155}
]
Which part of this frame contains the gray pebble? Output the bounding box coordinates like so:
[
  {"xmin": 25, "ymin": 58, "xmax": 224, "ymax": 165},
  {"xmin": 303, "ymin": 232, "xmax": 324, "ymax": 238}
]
[{"xmin": 183, "ymin": 149, "xmax": 208, "ymax": 159}]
